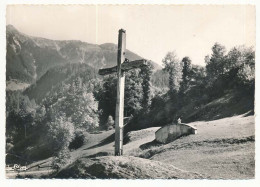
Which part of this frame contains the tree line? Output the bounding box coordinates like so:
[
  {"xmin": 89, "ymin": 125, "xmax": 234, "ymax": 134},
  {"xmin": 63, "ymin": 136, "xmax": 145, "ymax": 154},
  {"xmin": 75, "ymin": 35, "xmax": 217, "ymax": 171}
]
[{"xmin": 126, "ymin": 43, "xmax": 254, "ymax": 131}]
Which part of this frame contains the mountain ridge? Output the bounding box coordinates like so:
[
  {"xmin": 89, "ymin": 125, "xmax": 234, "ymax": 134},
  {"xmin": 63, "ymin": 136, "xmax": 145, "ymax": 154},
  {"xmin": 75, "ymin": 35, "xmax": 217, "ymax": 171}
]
[{"xmin": 6, "ymin": 25, "xmax": 161, "ymax": 90}]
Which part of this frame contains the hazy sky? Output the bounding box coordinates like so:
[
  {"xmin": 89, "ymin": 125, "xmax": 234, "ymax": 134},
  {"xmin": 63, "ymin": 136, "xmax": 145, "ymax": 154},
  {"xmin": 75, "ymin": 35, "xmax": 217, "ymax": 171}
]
[{"xmin": 6, "ymin": 5, "xmax": 255, "ymax": 66}]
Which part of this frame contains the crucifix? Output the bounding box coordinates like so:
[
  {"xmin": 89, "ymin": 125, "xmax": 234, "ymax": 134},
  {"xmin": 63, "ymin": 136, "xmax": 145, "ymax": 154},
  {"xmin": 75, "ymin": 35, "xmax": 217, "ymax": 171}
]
[{"xmin": 98, "ymin": 29, "xmax": 148, "ymax": 156}]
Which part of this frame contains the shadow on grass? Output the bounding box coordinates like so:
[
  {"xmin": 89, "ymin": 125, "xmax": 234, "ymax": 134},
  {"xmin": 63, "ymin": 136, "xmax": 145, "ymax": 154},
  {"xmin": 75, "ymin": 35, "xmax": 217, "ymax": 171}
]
[
  {"xmin": 84, "ymin": 122, "xmax": 132, "ymax": 150},
  {"xmin": 139, "ymin": 140, "xmax": 163, "ymax": 150},
  {"xmin": 85, "ymin": 152, "xmax": 112, "ymax": 158},
  {"xmin": 84, "ymin": 133, "xmax": 115, "ymax": 150}
]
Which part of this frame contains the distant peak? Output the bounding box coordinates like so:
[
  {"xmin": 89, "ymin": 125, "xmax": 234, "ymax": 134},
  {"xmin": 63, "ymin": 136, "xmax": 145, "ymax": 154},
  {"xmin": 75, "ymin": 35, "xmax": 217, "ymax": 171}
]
[
  {"xmin": 101, "ymin": 43, "xmax": 116, "ymax": 46},
  {"xmin": 99, "ymin": 43, "xmax": 117, "ymax": 50},
  {"xmin": 6, "ymin": 25, "xmax": 19, "ymax": 33}
]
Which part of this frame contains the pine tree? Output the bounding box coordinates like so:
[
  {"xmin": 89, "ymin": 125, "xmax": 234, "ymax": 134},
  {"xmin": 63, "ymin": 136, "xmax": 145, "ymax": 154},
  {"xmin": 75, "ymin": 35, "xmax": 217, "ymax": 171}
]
[
  {"xmin": 180, "ymin": 56, "xmax": 192, "ymax": 94},
  {"xmin": 206, "ymin": 43, "xmax": 226, "ymax": 84},
  {"xmin": 140, "ymin": 62, "xmax": 153, "ymax": 111},
  {"xmin": 162, "ymin": 51, "xmax": 183, "ymax": 96},
  {"xmin": 125, "ymin": 69, "xmax": 143, "ymax": 116}
]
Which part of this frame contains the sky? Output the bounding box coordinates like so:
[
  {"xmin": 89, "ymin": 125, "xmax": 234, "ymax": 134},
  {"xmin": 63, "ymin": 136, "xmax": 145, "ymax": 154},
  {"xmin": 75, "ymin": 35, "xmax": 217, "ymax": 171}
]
[{"xmin": 6, "ymin": 5, "xmax": 255, "ymax": 66}]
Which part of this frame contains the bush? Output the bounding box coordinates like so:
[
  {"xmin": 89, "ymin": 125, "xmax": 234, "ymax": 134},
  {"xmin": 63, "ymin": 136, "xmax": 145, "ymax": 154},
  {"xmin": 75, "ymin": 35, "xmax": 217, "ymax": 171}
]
[
  {"xmin": 52, "ymin": 148, "xmax": 71, "ymax": 170},
  {"xmin": 46, "ymin": 114, "xmax": 75, "ymax": 152},
  {"xmin": 69, "ymin": 130, "xmax": 85, "ymax": 150}
]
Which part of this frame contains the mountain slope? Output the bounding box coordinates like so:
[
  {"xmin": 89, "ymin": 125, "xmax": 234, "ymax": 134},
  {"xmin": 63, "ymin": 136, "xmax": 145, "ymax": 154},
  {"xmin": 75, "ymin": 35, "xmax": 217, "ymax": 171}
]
[
  {"xmin": 6, "ymin": 25, "xmax": 161, "ymax": 90},
  {"xmin": 6, "ymin": 25, "xmax": 71, "ymax": 85},
  {"xmin": 24, "ymin": 63, "xmax": 98, "ymax": 103}
]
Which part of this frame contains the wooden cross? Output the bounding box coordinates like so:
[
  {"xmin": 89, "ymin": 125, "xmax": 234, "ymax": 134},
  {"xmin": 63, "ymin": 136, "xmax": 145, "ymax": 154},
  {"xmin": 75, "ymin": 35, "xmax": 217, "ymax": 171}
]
[{"xmin": 98, "ymin": 29, "xmax": 148, "ymax": 156}]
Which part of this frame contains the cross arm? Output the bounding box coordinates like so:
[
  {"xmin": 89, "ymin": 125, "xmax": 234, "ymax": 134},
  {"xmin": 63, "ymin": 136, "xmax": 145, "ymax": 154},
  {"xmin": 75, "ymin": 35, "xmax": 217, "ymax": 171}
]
[
  {"xmin": 98, "ymin": 59, "xmax": 148, "ymax": 75},
  {"xmin": 121, "ymin": 59, "xmax": 148, "ymax": 71},
  {"xmin": 98, "ymin": 66, "xmax": 118, "ymax": 76}
]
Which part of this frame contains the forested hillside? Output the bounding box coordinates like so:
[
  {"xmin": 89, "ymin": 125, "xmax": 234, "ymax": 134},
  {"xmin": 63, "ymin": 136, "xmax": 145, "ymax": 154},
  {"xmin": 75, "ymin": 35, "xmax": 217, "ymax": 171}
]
[{"xmin": 126, "ymin": 44, "xmax": 255, "ymax": 131}]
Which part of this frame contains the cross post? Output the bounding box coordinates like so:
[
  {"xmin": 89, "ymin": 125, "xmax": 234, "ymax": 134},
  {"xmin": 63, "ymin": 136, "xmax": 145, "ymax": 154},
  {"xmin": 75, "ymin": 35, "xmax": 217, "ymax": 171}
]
[
  {"xmin": 114, "ymin": 29, "xmax": 126, "ymax": 156},
  {"xmin": 98, "ymin": 29, "xmax": 148, "ymax": 156}
]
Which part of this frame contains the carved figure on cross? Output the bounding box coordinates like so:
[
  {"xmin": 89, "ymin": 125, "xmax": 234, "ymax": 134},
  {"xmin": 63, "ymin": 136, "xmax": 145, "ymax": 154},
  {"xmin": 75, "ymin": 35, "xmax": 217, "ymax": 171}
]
[{"xmin": 98, "ymin": 29, "xmax": 148, "ymax": 156}]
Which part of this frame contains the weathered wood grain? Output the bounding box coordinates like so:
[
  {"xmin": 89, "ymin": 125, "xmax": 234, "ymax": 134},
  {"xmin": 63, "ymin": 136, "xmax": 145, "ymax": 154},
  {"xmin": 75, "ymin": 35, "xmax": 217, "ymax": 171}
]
[
  {"xmin": 98, "ymin": 66, "xmax": 117, "ymax": 75},
  {"xmin": 114, "ymin": 29, "xmax": 126, "ymax": 156},
  {"xmin": 98, "ymin": 59, "xmax": 148, "ymax": 75}
]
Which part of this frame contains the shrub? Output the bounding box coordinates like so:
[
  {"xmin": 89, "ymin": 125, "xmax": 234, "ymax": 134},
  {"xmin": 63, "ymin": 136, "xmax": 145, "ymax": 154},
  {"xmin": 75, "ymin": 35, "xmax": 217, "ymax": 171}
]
[
  {"xmin": 52, "ymin": 148, "xmax": 71, "ymax": 170},
  {"xmin": 69, "ymin": 130, "xmax": 85, "ymax": 150}
]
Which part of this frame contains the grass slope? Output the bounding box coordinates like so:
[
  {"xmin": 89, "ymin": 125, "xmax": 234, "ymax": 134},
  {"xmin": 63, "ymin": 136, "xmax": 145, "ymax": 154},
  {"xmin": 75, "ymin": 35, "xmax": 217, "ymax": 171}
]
[
  {"xmin": 183, "ymin": 91, "xmax": 254, "ymax": 122},
  {"xmin": 7, "ymin": 113, "xmax": 254, "ymax": 179},
  {"xmin": 55, "ymin": 113, "xmax": 254, "ymax": 179},
  {"xmin": 131, "ymin": 114, "xmax": 255, "ymax": 179},
  {"xmin": 55, "ymin": 156, "xmax": 203, "ymax": 179},
  {"xmin": 79, "ymin": 114, "xmax": 254, "ymax": 179}
]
